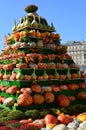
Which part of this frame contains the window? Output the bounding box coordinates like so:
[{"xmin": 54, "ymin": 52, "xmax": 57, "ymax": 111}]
[{"xmin": 84, "ymin": 54, "xmax": 86, "ymax": 58}]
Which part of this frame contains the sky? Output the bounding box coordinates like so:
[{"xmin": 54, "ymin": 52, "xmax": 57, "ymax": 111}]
[{"xmin": 0, "ymin": 0, "xmax": 86, "ymax": 51}]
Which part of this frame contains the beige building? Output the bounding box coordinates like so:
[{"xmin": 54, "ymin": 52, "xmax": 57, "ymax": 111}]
[{"xmin": 66, "ymin": 40, "xmax": 86, "ymax": 71}]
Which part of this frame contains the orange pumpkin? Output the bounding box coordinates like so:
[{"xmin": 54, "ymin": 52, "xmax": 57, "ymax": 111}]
[
  {"xmin": 13, "ymin": 32, "xmax": 20, "ymax": 41},
  {"xmin": 31, "ymin": 84, "xmax": 42, "ymax": 93},
  {"xmin": 50, "ymin": 33, "xmax": 55, "ymax": 39},
  {"xmin": 51, "ymin": 85, "xmax": 60, "ymax": 92},
  {"xmin": 20, "ymin": 118, "xmax": 33, "ymax": 124},
  {"xmin": 55, "ymin": 33, "xmax": 60, "ymax": 40},
  {"xmin": 28, "ymin": 30, "xmax": 35, "ymax": 37},
  {"xmin": 19, "ymin": 31, "xmax": 27, "ymax": 37},
  {"xmin": 56, "ymin": 94, "xmax": 70, "ymax": 107},
  {"xmin": 33, "ymin": 94, "xmax": 44, "ymax": 104},
  {"xmin": 48, "ymin": 74, "xmax": 54, "ymax": 79},
  {"xmin": 79, "ymin": 82, "xmax": 86, "ymax": 89},
  {"xmin": 35, "ymin": 32, "xmax": 41, "ymax": 37},
  {"xmin": 44, "ymin": 92, "xmax": 55, "ymax": 103},
  {"xmin": 59, "ymin": 85, "xmax": 68, "ymax": 90},
  {"xmin": 71, "ymin": 73, "xmax": 78, "ymax": 79},
  {"xmin": 18, "ymin": 93, "xmax": 33, "ymax": 106},
  {"xmin": 37, "ymin": 76, "xmax": 44, "ymax": 80},
  {"xmin": 58, "ymin": 113, "xmax": 73, "ymax": 125},
  {"xmin": 67, "ymin": 83, "xmax": 79, "ymax": 90},
  {"xmin": 68, "ymin": 96, "xmax": 76, "ymax": 101},
  {"xmin": 41, "ymin": 32, "xmax": 46, "ymax": 39},
  {"xmin": 20, "ymin": 88, "xmax": 32, "ymax": 94},
  {"xmin": 59, "ymin": 74, "xmax": 66, "ymax": 80},
  {"xmin": 0, "ymin": 73, "xmax": 3, "ymax": 80},
  {"xmin": 44, "ymin": 114, "xmax": 58, "ymax": 125}
]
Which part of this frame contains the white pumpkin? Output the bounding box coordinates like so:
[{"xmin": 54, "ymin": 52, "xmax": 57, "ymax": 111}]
[
  {"xmin": 52, "ymin": 124, "xmax": 68, "ymax": 130},
  {"xmin": 3, "ymin": 97, "xmax": 15, "ymax": 107},
  {"xmin": 77, "ymin": 121, "xmax": 86, "ymax": 130}
]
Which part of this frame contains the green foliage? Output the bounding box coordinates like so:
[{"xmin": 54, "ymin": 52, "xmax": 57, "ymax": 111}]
[
  {"xmin": 20, "ymin": 125, "xmax": 41, "ymax": 130},
  {"xmin": 39, "ymin": 109, "xmax": 50, "ymax": 118},
  {"xmin": 60, "ymin": 104, "xmax": 86, "ymax": 115},
  {"xmin": 0, "ymin": 109, "xmax": 11, "ymax": 118},
  {"xmin": 25, "ymin": 109, "xmax": 40, "ymax": 119},
  {"xmin": 7, "ymin": 110, "xmax": 26, "ymax": 120},
  {"xmin": 0, "ymin": 117, "xmax": 9, "ymax": 122}
]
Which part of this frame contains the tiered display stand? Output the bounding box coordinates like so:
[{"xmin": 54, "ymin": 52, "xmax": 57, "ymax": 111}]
[{"xmin": 0, "ymin": 5, "xmax": 86, "ymax": 114}]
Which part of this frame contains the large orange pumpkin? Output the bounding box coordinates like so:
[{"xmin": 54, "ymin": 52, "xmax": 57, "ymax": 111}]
[
  {"xmin": 44, "ymin": 92, "xmax": 55, "ymax": 103},
  {"xmin": 33, "ymin": 94, "xmax": 44, "ymax": 104},
  {"xmin": 18, "ymin": 93, "xmax": 33, "ymax": 106},
  {"xmin": 56, "ymin": 94, "xmax": 70, "ymax": 107}
]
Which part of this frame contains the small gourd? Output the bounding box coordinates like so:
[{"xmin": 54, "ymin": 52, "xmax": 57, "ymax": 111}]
[
  {"xmin": 20, "ymin": 18, "xmax": 24, "ymax": 28},
  {"xmin": 24, "ymin": 16, "xmax": 30, "ymax": 27},
  {"xmin": 17, "ymin": 23, "xmax": 21, "ymax": 30},
  {"xmin": 66, "ymin": 69, "xmax": 71, "ymax": 79},
  {"xmin": 3, "ymin": 70, "xmax": 7, "ymax": 79},
  {"xmin": 43, "ymin": 70, "xmax": 48, "ymax": 80},
  {"xmin": 38, "ymin": 16, "xmax": 43, "ymax": 28},
  {"xmin": 31, "ymin": 15, "xmax": 38, "ymax": 28},
  {"xmin": 12, "ymin": 20, "xmax": 17, "ymax": 32},
  {"xmin": 54, "ymin": 69, "xmax": 59, "ymax": 79},
  {"xmin": 31, "ymin": 68, "xmax": 37, "ymax": 80},
  {"xmin": 16, "ymin": 70, "xmax": 24, "ymax": 80},
  {"xmin": 77, "ymin": 70, "xmax": 81, "ymax": 78}
]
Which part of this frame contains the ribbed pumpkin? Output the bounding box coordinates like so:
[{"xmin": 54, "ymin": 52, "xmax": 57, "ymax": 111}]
[
  {"xmin": 56, "ymin": 94, "xmax": 70, "ymax": 107},
  {"xmin": 18, "ymin": 93, "xmax": 33, "ymax": 106},
  {"xmin": 33, "ymin": 94, "xmax": 44, "ymax": 104},
  {"xmin": 44, "ymin": 92, "xmax": 55, "ymax": 103}
]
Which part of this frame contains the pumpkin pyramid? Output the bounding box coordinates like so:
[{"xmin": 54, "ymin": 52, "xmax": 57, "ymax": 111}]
[{"xmin": 0, "ymin": 5, "xmax": 86, "ymax": 114}]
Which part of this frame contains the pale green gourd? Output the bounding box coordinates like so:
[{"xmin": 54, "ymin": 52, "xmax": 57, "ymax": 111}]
[
  {"xmin": 66, "ymin": 69, "xmax": 71, "ymax": 79},
  {"xmin": 16, "ymin": 70, "xmax": 24, "ymax": 80},
  {"xmin": 3, "ymin": 70, "xmax": 7, "ymax": 79},
  {"xmin": 31, "ymin": 68, "xmax": 37, "ymax": 80},
  {"xmin": 31, "ymin": 15, "xmax": 38, "ymax": 28},
  {"xmin": 43, "ymin": 70, "xmax": 48, "ymax": 80},
  {"xmin": 20, "ymin": 18, "xmax": 24, "ymax": 28},
  {"xmin": 17, "ymin": 23, "xmax": 21, "ymax": 30},
  {"xmin": 54, "ymin": 69, "xmax": 59, "ymax": 79},
  {"xmin": 38, "ymin": 16, "xmax": 43, "ymax": 28},
  {"xmin": 77, "ymin": 70, "xmax": 81, "ymax": 78},
  {"xmin": 24, "ymin": 16, "xmax": 30, "ymax": 27},
  {"xmin": 12, "ymin": 19, "xmax": 17, "ymax": 32}
]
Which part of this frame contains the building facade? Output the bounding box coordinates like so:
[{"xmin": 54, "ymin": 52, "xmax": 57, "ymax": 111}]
[{"xmin": 66, "ymin": 40, "xmax": 86, "ymax": 71}]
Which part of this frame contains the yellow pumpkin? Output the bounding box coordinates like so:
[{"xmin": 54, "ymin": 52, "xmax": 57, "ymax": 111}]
[{"xmin": 77, "ymin": 112, "xmax": 86, "ymax": 122}]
